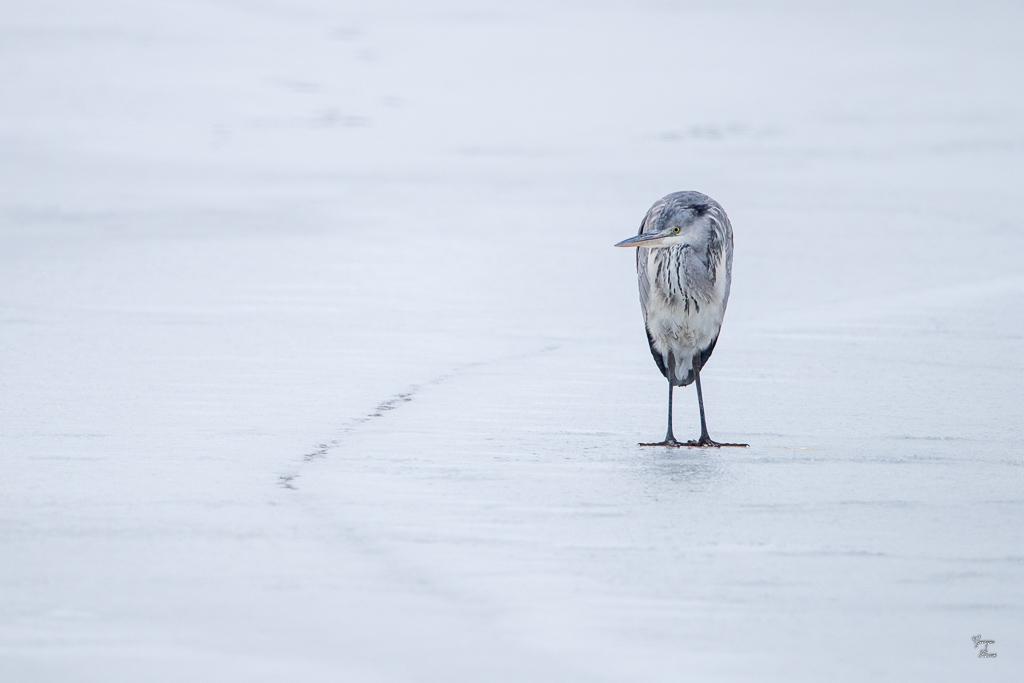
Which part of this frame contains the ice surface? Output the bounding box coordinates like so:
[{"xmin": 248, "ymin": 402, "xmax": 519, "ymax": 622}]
[{"xmin": 1, "ymin": 0, "xmax": 1022, "ymax": 680}]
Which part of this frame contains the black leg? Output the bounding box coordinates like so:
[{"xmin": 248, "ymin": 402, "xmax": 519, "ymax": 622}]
[
  {"xmin": 693, "ymin": 366, "xmax": 714, "ymax": 445},
  {"xmin": 640, "ymin": 379, "xmax": 682, "ymax": 447},
  {"xmin": 665, "ymin": 381, "xmax": 677, "ymax": 444},
  {"xmin": 689, "ymin": 359, "xmax": 747, "ymax": 448}
]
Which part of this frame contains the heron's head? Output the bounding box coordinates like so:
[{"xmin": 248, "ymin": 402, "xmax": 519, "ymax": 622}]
[{"xmin": 614, "ymin": 193, "xmax": 715, "ymax": 250}]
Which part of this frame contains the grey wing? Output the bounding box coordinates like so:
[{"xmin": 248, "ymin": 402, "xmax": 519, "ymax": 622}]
[
  {"xmin": 635, "ymin": 202, "xmax": 667, "ymax": 326},
  {"xmin": 635, "ymin": 222, "xmax": 651, "ymax": 325},
  {"xmin": 705, "ymin": 201, "xmax": 735, "ymax": 303},
  {"xmin": 637, "ymin": 249, "xmax": 650, "ymax": 322}
]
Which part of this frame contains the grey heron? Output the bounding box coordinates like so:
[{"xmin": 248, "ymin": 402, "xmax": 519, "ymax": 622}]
[{"xmin": 615, "ymin": 191, "xmax": 746, "ymax": 448}]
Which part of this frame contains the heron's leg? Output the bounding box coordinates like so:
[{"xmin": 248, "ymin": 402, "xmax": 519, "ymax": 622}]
[
  {"xmin": 693, "ymin": 366, "xmax": 714, "ymax": 445},
  {"xmin": 665, "ymin": 381, "xmax": 677, "ymax": 444},
  {"xmin": 640, "ymin": 380, "xmax": 681, "ymax": 447},
  {"xmin": 688, "ymin": 363, "xmax": 747, "ymax": 448}
]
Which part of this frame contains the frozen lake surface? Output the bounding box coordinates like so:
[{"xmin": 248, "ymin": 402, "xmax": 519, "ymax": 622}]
[{"xmin": 2, "ymin": 0, "xmax": 1022, "ymax": 680}]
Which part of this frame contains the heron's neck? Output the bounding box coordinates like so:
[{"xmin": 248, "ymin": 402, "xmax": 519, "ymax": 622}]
[{"xmin": 652, "ymin": 245, "xmax": 714, "ymax": 302}]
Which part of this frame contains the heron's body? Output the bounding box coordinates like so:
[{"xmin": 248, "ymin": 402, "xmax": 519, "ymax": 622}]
[
  {"xmin": 615, "ymin": 191, "xmax": 744, "ymax": 447},
  {"xmin": 638, "ymin": 193, "xmax": 733, "ymax": 386}
]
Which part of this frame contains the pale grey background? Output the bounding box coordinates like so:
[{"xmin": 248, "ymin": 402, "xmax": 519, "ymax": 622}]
[{"xmin": 1, "ymin": 0, "xmax": 1021, "ymax": 680}]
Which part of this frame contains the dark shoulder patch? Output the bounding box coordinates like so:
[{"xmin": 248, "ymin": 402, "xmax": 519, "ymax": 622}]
[
  {"xmin": 695, "ymin": 336, "xmax": 718, "ymax": 372},
  {"xmin": 646, "ymin": 327, "xmax": 669, "ymax": 380}
]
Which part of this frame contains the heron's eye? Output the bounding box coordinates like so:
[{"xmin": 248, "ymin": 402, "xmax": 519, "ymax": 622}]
[{"xmin": 672, "ymin": 227, "xmax": 680, "ymax": 234}]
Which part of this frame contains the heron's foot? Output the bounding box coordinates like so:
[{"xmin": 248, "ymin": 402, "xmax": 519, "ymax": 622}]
[
  {"xmin": 686, "ymin": 435, "xmax": 748, "ymax": 448},
  {"xmin": 640, "ymin": 437, "xmax": 748, "ymax": 448}
]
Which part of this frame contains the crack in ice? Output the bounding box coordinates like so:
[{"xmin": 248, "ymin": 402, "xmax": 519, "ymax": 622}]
[{"xmin": 277, "ymin": 344, "xmax": 560, "ymax": 490}]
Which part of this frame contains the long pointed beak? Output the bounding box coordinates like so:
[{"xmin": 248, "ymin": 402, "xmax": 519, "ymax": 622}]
[{"xmin": 614, "ymin": 232, "xmax": 666, "ymax": 248}]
